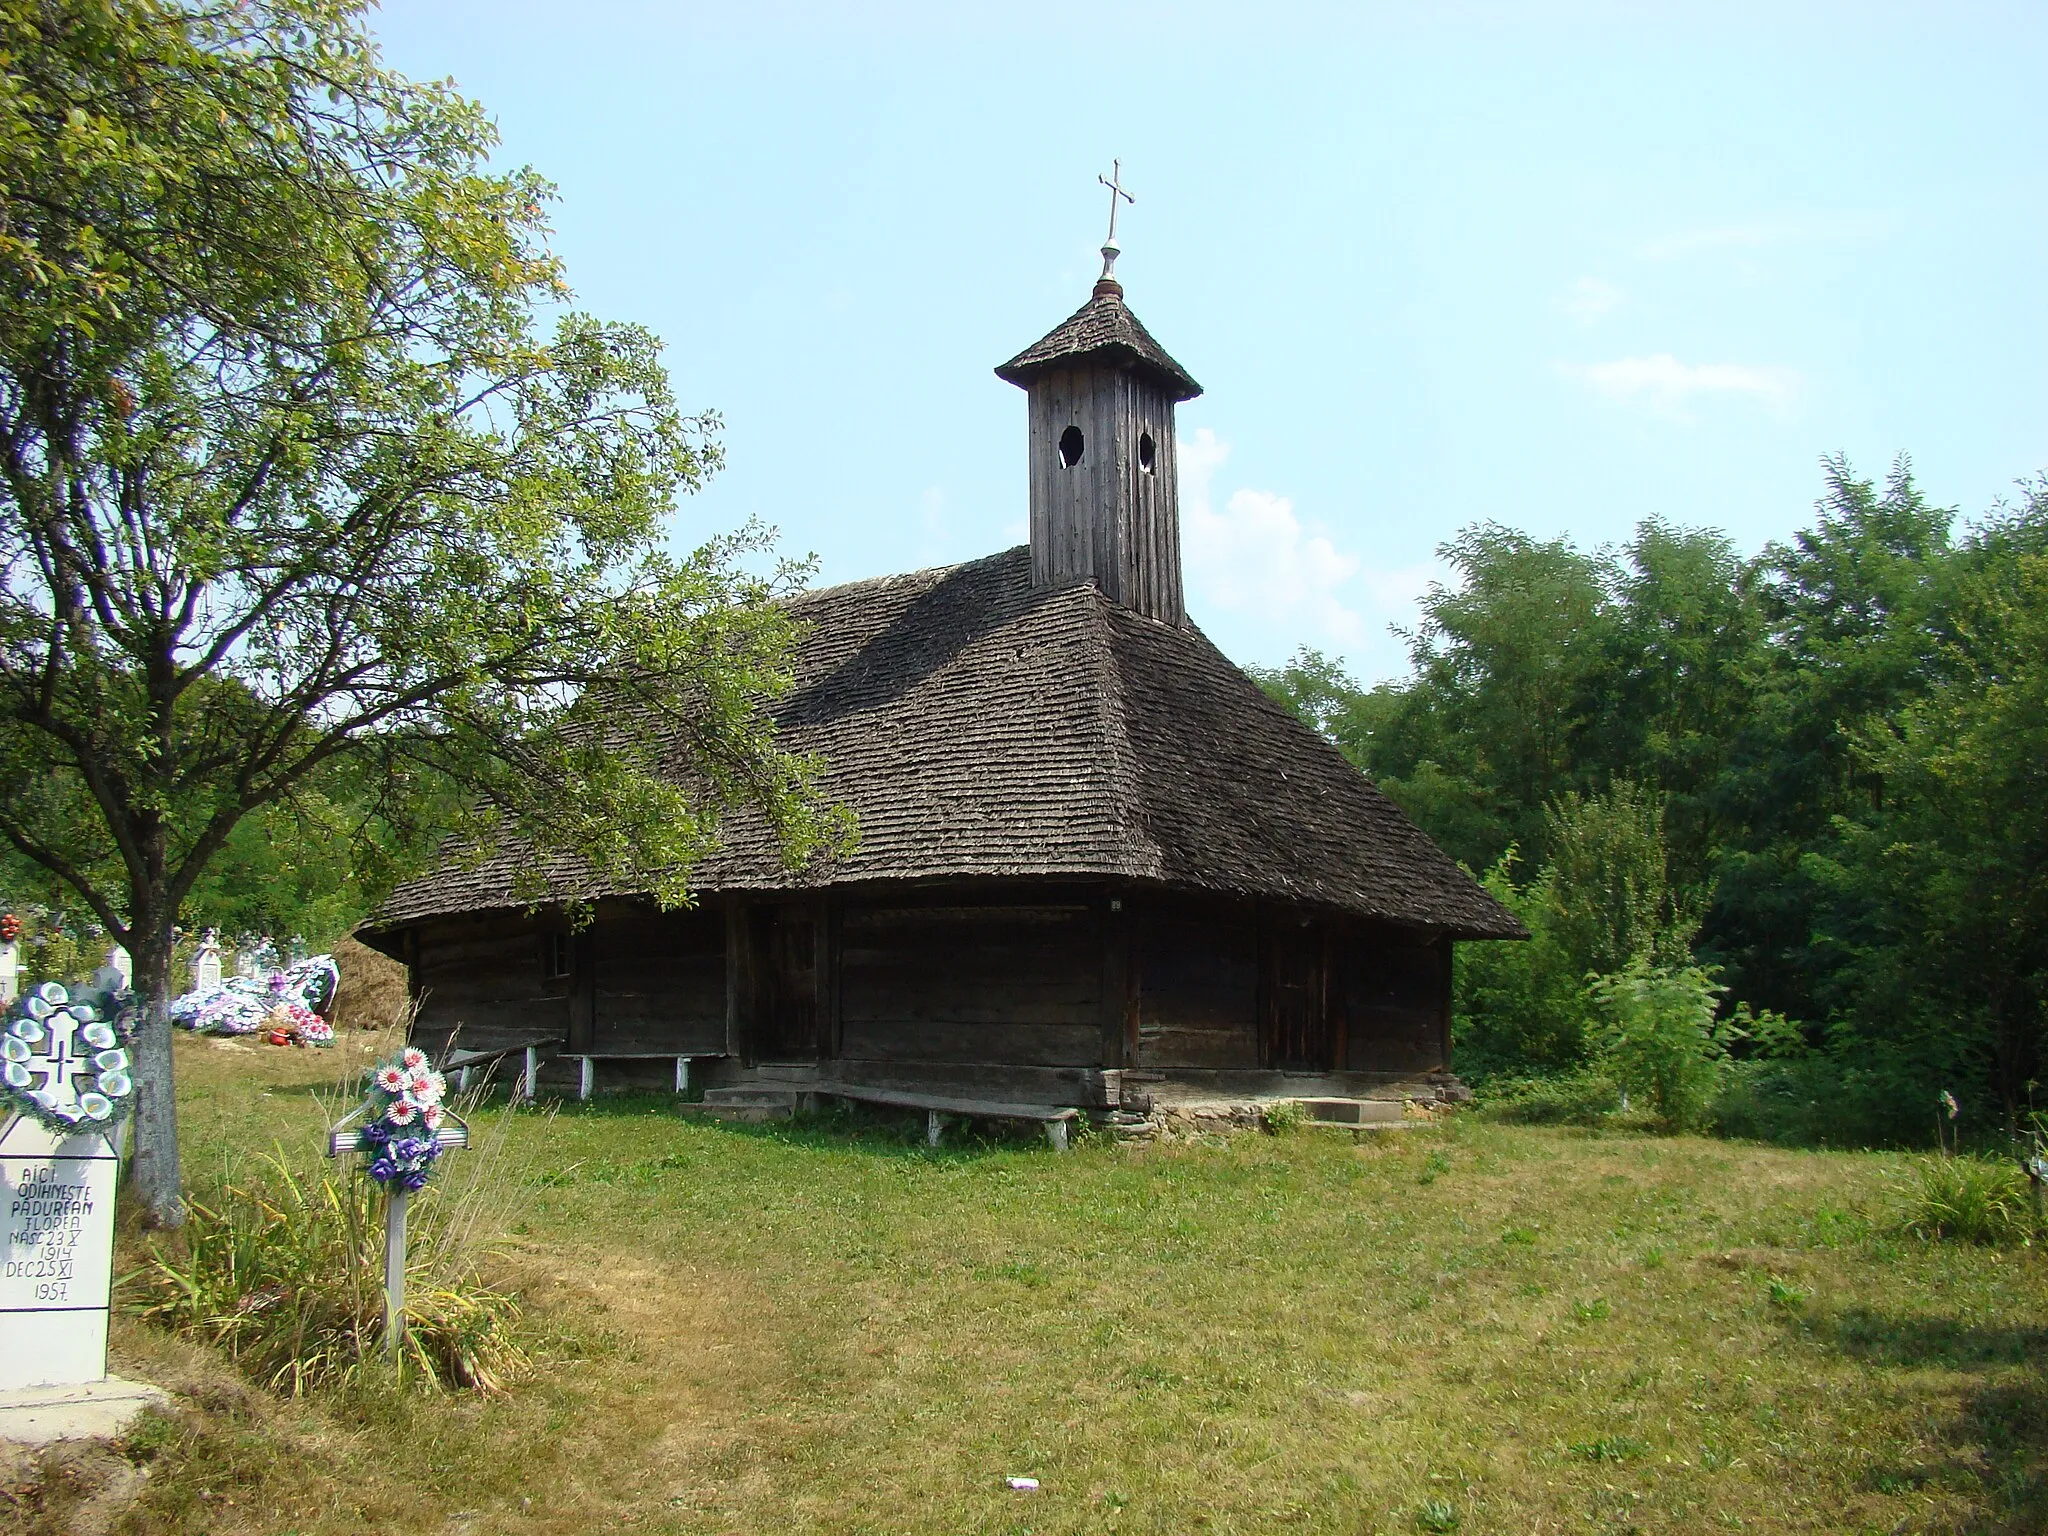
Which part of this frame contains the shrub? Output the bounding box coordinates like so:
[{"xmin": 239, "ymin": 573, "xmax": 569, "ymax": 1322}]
[
  {"xmin": 1587, "ymin": 960, "xmax": 1727, "ymax": 1132},
  {"xmin": 1262, "ymin": 1100, "xmax": 1307, "ymax": 1134},
  {"xmin": 1453, "ymin": 849, "xmax": 1588, "ymax": 1075},
  {"xmin": 128, "ymin": 1153, "xmax": 529, "ymax": 1393},
  {"xmin": 1474, "ymin": 1069, "xmax": 1621, "ymax": 1126},
  {"xmin": 1890, "ymin": 1155, "xmax": 2036, "ymax": 1245}
]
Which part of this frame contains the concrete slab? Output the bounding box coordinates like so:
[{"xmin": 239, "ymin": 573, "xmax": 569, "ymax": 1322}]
[
  {"xmin": 1297, "ymin": 1098, "xmax": 1410, "ymax": 1125},
  {"xmin": 0, "ymin": 1376, "xmax": 169, "ymax": 1445}
]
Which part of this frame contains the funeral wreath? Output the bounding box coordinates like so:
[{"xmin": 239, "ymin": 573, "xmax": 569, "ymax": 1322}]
[{"xmin": 1, "ymin": 980, "xmax": 139, "ymax": 1137}]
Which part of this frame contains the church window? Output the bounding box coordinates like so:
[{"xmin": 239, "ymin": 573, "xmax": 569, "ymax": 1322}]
[
  {"xmin": 1058, "ymin": 425, "xmax": 1085, "ymax": 468},
  {"xmin": 543, "ymin": 931, "xmax": 571, "ymax": 980},
  {"xmin": 1138, "ymin": 432, "xmax": 1156, "ymax": 473}
]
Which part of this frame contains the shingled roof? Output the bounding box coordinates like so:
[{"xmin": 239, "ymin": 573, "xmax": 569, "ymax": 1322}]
[
  {"xmin": 994, "ymin": 285, "xmax": 1203, "ymax": 402},
  {"xmin": 365, "ymin": 549, "xmax": 1519, "ymax": 939}
]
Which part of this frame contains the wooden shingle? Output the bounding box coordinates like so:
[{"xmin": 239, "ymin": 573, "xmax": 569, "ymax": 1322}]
[{"xmin": 365, "ymin": 549, "xmax": 1522, "ymax": 941}]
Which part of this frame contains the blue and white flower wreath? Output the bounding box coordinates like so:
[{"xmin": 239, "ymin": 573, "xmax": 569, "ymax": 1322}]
[{"xmin": 1, "ymin": 981, "xmax": 140, "ymax": 1137}]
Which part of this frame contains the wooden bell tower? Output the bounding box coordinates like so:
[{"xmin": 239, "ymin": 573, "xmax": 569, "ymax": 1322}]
[{"xmin": 995, "ymin": 164, "xmax": 1202, "ymax": 626}]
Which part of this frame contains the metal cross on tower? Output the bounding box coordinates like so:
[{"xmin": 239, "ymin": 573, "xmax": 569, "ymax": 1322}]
[
  {"xmin": 1096, "ymin": 160, "xmax": 1135, "ymax": 290},
  {"xmin": 1098, "ymin": 159, "xmax": 1134, "ymax": 246}
]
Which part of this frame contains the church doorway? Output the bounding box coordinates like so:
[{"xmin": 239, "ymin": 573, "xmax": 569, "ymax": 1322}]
[{"xmin": 752, "ymin": 903, "xmax": 822, "ymax": 1061}]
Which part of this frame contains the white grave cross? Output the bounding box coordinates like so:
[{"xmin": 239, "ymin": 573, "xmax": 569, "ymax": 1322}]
[
  {"xmin": 20, "ymin": 1010, "xmax": 92, "ymax": 1117},
  {"xmin": 327, "ymin": 1100, "xmax": 468, "ymax": 1358},
  {"xmin": 192, "ymin": 932, "xmax": 223, "ymax": 993}
]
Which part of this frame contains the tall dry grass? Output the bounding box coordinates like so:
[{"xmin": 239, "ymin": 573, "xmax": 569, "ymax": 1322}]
[{"xmin": 127, "ymin": 1030, "xmax": 548, "ymax": 1394}]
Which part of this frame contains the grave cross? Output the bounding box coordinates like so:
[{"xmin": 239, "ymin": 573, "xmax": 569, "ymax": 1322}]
[{"xmin": 23, "ymin": 1011, "xmax": 92, "ymax": 1117}]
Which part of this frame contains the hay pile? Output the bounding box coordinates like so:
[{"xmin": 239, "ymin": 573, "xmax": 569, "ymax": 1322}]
[{"xmin": 329, "ymin": 935, "xmax": 409, "ymax": 1032}]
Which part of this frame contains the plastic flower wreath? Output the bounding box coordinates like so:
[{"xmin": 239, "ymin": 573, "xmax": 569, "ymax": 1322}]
[
  {"xmin": 357, "ymin": 1045, "xmax": 450, "ymax": 1192},
  {"xmin": 1, "ymin": 981, "xmax": 140, "ymax": 1137}
]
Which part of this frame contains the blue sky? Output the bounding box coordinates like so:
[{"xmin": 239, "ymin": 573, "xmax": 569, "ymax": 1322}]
[{"xmin": 375, "ymin": 1, "xmax": 2046, "ymax": 681}]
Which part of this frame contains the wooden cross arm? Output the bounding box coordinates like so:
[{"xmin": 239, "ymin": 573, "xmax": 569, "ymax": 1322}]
[{"xmin": 327, "ymin": 1123, "xmax": 468, "ymax": 1157}]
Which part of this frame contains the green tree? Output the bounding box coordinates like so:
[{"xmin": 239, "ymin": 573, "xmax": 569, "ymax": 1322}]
[
  {"xmin": 1824, "ymin": 500, "xmax": 2048, "ymax": 1118},
  {"xmin": 1400, "ymin": 525, "xmax": 1618, "ymax": 865},
  {"xmin": 1454, "ymin": 783, "xmax": 1697, "ymax": 1077},
  {"xmin": 0, "ymin": 1, "xmax": 848, "ymax": 1223},
  {"xmin": 1707, "ymin": 457, "xmax": 1955, "ymax": 1025},
  {"xmin": 1452, "ymin": 847, "xmax": 1586, "ymax": 1074},
  {"xmin": 1597, "ymin": 520, "xmax": 1764, "ymax": 891}
]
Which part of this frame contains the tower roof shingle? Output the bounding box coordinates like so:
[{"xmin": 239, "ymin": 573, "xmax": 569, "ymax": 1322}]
[{"xmin": 994, "ymin": 286, "xmax": 1203, "ymax": 401}]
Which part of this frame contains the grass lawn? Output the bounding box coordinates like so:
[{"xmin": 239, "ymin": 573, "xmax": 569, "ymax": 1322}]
[{"xmin": 23, "ymin": 1031, "xmax": 2048, "ymax": 1534}]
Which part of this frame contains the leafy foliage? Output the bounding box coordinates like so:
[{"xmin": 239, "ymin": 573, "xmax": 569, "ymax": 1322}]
[
  {"xmin": 1586, "ymin": 960, "xmax": 1728, "ymax": 1133},
  {"xmin": 1258, "ymin": 456, "xmax": 2048, "ymax": 1143},
  {"xmin": 0, "ymin": 1, "xmax": 851, "ymax": 1218}
]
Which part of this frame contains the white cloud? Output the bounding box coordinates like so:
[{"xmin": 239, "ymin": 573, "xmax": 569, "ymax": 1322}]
[
  {"xmin": 1559, "ymin": 352, "xmax": 1799, "ymax": 419},
  {"xmin": 1179, "ymin": 428, "xmax": 1428, "ymax": 667},
  {"xmin": 1555, "ymin": 276, "xmax": 1626, "ymax": 326}
]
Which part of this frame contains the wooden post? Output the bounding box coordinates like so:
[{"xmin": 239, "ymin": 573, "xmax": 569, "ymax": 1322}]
[
  {"xmin": 578, "ymin": 1056, "xmax": 594, "ymax": 1101},
  {"xmin": 523, "ymin": 1045, "xmax": 539, "ymax": 1102},
  {"xmin": 383, "ymin": 1188, "xmax": 408, "ymax": 1360},
  {"xmin": 675, "ymin": 1055, "xmax": 689, "ymax": 1095},
  {"xmin": 927, "ymin": 1110, "xmax": 943, "ymax": 1148}
]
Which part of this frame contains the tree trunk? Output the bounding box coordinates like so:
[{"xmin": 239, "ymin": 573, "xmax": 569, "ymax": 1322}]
[{"xmin": 126, "ymin": 923, "xmax": 184, "ymax": 1228}]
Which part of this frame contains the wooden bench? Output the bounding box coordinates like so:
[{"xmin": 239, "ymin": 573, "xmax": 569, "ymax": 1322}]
[
  {"xmin": 812, "ymin": 1081, "xmax": 1081, "ymax": 1152},
  {"xmin": 440, "ymin": 1033, "xmax": 563, "ymax": 1102},
  {"xmin": 568, "ymin": 1051, "xmax": 724, "ymax": 1101}
]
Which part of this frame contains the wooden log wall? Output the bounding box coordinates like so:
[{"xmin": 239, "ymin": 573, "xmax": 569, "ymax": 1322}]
[
  {"xmin": 404, "ymin": 888, "xmax": 1454, "ymax": 1083},
  {"xmin": 1132, "ymin": 897, "xmax": 1260, "ymax": 1069},
  {"xmin": 1026, "ymin": 366, "xmax": 1183, "ymax": 623},
  {"xmin": 1129, "ymin": 897, "xmax": 1456, "ymax": 1076},
  {"xmin": 837, "ymin": 899, "xmax": 1101, "ymax": 1069},
  {"xmin": 1333, "ymin": 927, "xmax": 1451, "ymax": 1074},
  {"xmin": 591, "ymin": 904, "xmax": 727, "ymax": 1054},
  {"xmin": 411, "ymin": 912, "xmax": 569, "ymax": 1056}
]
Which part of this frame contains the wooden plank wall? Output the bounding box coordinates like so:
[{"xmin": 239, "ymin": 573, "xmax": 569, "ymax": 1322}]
[
  {"xmin": 1132, "ymin": 897, "xmax": 1261, "ymax": 1068},
  {"xmin": 411, "ymin": 912, "xmax": 568, "ymax": 1056},
  {"xmin": 837, "ymin": 901, "xmax": 1101, "ymax": 1068},
  {"xmin": 1334, "ymin": 927, "xmax": 1450, "ymax": 1073},
  {"xmin": 592, "ymin": 904, "xmax": 727, "ymax": 1053},
  {"xmin": 1025, "ymin": 367, "xmax": 1183, "ymax": 623}
]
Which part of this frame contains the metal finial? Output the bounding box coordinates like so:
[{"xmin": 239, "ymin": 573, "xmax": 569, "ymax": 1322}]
[{"xmin": 1096, "ymin": 159, "xmax": 1133, "ymax": 295}]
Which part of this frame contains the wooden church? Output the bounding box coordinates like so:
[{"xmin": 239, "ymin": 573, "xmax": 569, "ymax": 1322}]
[{"xmin": 360, "ymin": 209, "xmax": 1520, "ymax": 1127}]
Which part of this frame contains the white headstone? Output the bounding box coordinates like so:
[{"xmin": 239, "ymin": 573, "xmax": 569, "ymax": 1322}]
[
  {"xmin": 0, "ymin": 941, "xmax": 16, "ymax": 1005},
  {"xmin": 107, "ymin": 947, "xmax": 132, "ymax": 991},
  {"xmin": 0, "ymin": 1114, "xmax": 119, "ymax": 1390}
]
